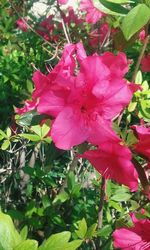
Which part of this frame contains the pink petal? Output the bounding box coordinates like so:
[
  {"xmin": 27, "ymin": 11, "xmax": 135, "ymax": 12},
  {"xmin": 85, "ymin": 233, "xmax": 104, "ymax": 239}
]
[
  {"xmin": 37, "ymin": 88, "xmax": 69, "ymax": 117},
  {"xmin": 93, "ymin": 80, "xmax": 133, "ymax": 120},
  {"xmin": 82, "ymin": 142, "xmax": 138, "ymax": 191},
  {"xmin": 113, "ymin": 229, "xmax": 142, "ymax": 250},
  {"xmin": 80, "ymin": 0, "xmax": 104, "ymax": 24},
  {"xmin": 51, "ymin": 106, "xmax": 89, "ymax": 149},
  {"xmin": 101, "ymin": 52, "xmax": 129, "ymax": 77},
  {"xmin": 141, "ymin": 54, "xmax": 150, "ymax": 72},
  {"xmin": 58, "ymin": 0, "xmax": 68, "ymax": 4},
  {"xmin": 32, "ymin": 70, "xmax": 50, "ymax": 99}
]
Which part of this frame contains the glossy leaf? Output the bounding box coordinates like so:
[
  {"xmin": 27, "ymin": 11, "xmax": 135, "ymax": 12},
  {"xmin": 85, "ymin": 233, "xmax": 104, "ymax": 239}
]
[
  {"xmin": 14, "ymin": 240, "xmax": 38, "ymax": 250},
  {"xmin": 121, "ymin": 4, "xmax": 150, "ymax": 40},
  {"xmin": 0, "ymin": 212, "xmax": 21, "ymax": 250}
]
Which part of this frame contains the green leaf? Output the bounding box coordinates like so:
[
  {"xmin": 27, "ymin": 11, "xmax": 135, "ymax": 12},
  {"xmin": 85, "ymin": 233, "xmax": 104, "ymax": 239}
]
[
  {"xmin": 19, "ymin": 134, "xmax": 41, "ymax": 142},
  {"xmin": 107, "ymin": 0, "xmax": 130, "ymax": 3},
  {"xmin": 142, "ymin": 81, "xmax": 149, "ymax": 91},
  {"xmin": 121, "ymin": 4, "xmax": 150, "ymax": 40},
  {"xmin": 111, "ymin": 193, "xmax": 131, "ymax": 202},
  {"xmin": 0, "ymin": 135, "xmax": 4, "ymax": 140},
  {"xmin": 31, "ymin": 125, "xmax": 42, "ymax": 137},
  {"xmin": 0, "ymin": 129, "xmax": 7, "ymax": 139},
  {"xmin": 38, "ymin": 231, "xmax": 71, "ymax": 250},
  {"xmin": 96, "ymin": 0, "xmax": 128, "ymax": 15},
  {"xmin": 43, "ymin": 137, "xmax": 51, "ymax": 143},
  {"xmin": 109, "ymin": 200, "xmax": 123, "ymax": 212},
  {"xmin": 1, "ymin": 140, "xmax": 10, "ymax": 150},
  {"xmin": 42, "ymin": 195, "xmax": 51, "ymax": 209},
  {"xmin": 6, "ymin": 127, "xmax": 11, "ymax": 137},
  {"xmin": 41, "ymin": 124, "xmax": 50, "ymax": 138},
  {"xmin": 75, "ymin": 218, "xmax": 87, "ymax": 239},
  {"xmin": 71, "ymin": 184, "xmax": 81, "ymax": 198},
  {"xmin": 97, "ymin": 225, "xmax": 112, "ymax": 238},
  {"xmin": 139, "ymin": 99, "xmax": 150, "ymax": 120},
  {"xmin": 16, "ymin": 111, "xmax": 38, "ymax": 127},
  {"xmin": 135, "ymin": 70, "xmax": 142, "ymax": 84},
  {"xmin": 128, "ymin": 102, "xmax": 137, "ymax": 112},
  {"xmin": 86, "ymin": 223, "xmax": 97, "ymax": 239},
  {"xmin": 20, "ymin": 226, "xmax": 28, "ymax": 241},
  {"xmin": 53, "ymin": 191, "xmax": 69, "ymax": 204},
  {"xmin": 116, "ymin": 215, "xmax": 134, "ymax": 228},
  {"xmin": 126, "ymin": 130, "xmax": 138, "ymax": 146},
  {"xmin": 0, "ymin": 212, "xmax": 21, "ymax": 250},
  {"xmin": 63, "ymin": 240, "xmax": 83, "ymax": 250},
  {"xmin": 26, "ymin": 79, "xmax": 33, "ymax": 94},
  {"xmin": 14, "ymin": 240, "xmax": 38, "ymax": 250},
  {"xmin": 67, "ymin": 172, "xmax": 75, "ymax": 191}
]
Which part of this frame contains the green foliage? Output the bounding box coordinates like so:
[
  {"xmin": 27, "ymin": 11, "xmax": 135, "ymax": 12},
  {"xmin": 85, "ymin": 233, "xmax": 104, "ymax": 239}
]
[{"xmin": 0, "ymin": 212, "xmax": 82, "ymax": 250}]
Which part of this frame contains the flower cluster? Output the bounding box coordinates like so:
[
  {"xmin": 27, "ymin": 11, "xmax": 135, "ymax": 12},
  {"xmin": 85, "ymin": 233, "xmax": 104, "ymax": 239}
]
[{"xmin": 16, "ymin": 42, "xmax": 144, "ymax": 192}]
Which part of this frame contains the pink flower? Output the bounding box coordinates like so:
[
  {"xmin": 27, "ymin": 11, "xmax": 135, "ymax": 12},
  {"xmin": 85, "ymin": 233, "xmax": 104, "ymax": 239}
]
[
  {"xmin": 89, "ymin": 23, "xmax": 109, "ymax": 48},
  {"xmin": 28, "ymin": 43, "xmax": 136, "ymax": 150},
  {"xmin": 36, "ymin": 15, "xmax": 58, "ymax": 42},
  {"xmin": 34, "ymin": 43, "xmax": 86, "ymax": 118},
  {"xmin": 81, "ymin": 142, "xmax": 138, "ymax": 191},
  {"xmin": 139, "ymin": 29, "xmax": 146, "ymax": 42},
  {"xmin": 47, "ymin": 50, "xmax": 135, "ymax": 149},
  {"xmin": 58, "ymin": 0, "xmax": 68, "ymax": 4},
  {"xmin": 141, "ymin": 54, "xmax": 150, "ymax": 72},
  {"xmin": 113, "ymin": 213, "xmax": 150, "ymax": 250},
  {"xmin": 132, "ymin": 125, "xmax": 150, "ymax": 161},
  {"xmin": 15, "ymin": 99, "xmax": 38, "ymax": 115},
  {"xmin": 80, "ymin": 0, "xmax": 105, "ymax": 24},
  {"xmin": 16, "ymin": 18, "xmax": 28, "ymax": 32},
  {"xmin": 62, "ymin": 7, "xmax": 84, "ymax": 26}
]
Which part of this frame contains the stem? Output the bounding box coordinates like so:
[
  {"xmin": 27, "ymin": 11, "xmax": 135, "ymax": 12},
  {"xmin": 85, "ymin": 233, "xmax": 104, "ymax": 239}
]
[
  {"xmin": 57, "ymin": 2, "xmax": 71, "ymax": 43},
  {"xmin": 132, "ymin": 158, "xmax": 149, "ymax": 194},
  {"xmin": 59, "ymin": 154, "xmax": 78, "ymax": 193},
  {"xmin": 131, "ymin": 35, "xmax": 149, "ymax": 82},
  {"xmin": 96, "ymin": 177, "xmax": 106, "ymax": 249},
  {"xmin": 98, "ymin": 177, "xmax": 105, "ymax": 229}
]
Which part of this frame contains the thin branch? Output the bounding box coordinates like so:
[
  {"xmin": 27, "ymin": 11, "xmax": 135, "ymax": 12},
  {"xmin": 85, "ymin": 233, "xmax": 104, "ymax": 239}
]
[
  {"xmin": 131, "ymin": 35, "xmax": 149, "ymax": 82},
  {"xmin": 59, "ymin": 153, "xmax": 78, "ymax": 193},
  {"xmin": 132, "ymin": 157, "xmax": 149, "ymax": 194},
  {"xmin": 57, "ymin": 2, "xmax": 71, "ymax": 43},
  {"xmin": 98, "ymin": 177, "xmax": 105, "ymax": 229}
]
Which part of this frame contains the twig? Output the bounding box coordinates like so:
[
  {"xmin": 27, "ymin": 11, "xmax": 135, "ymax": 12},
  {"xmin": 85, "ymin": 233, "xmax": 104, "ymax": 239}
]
[
  {"xmin": 98, "ymin": 177, "xmax": 105, "ymax": 229},
  {"xmin": 131, "ymin": 35, "xmax": 149, "ymax": 82},
  {"xmin": 132, "ymin": 157, "xmax": 149, "ymax": 194},
  {"xmin": 59, "ymin": 153, "xmax": 78, "ymax": 193},
  {"xmin": 57, "ymin": 2, "xmax": 71, "ymax": 43}
]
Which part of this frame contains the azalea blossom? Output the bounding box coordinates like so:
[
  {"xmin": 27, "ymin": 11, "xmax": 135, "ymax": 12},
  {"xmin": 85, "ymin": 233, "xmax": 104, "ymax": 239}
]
[
  {"xmin": 36, "ymin": 15, "xmax": 58, "ymax": 42},
  {"xmin": 81, "ymin": 142, "xmax": 138, "ymax": 191},
  {"xmin": 80, "ymin": 0, "xmax": 105, "ymax": 24},
  {"xmin": 113, "ymin": 213, "xmax": 150, "ymax": 250},
  {"xmin": 132, "ymin": 125, "xmax": 150, "ymax": 161},
  {"xmin": 16, "ymin": 18, "xmax": 28, "ymax": 32},
  {"xmin": 141, "ymin": 54, "xmax": 150, "ymax": 72},
  {"xmin": 31, "ymin": 43, "xmax": 138, "ymax": 149}
]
